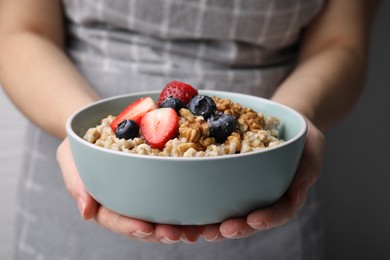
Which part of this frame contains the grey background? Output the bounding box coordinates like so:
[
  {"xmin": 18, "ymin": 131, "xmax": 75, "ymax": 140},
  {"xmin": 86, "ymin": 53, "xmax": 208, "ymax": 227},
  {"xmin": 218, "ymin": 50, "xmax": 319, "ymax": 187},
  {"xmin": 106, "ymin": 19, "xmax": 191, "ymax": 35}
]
[
  {"xmin": 0, "ymin": 2, "xmax": 389, "ymax": 259},
  {"xmin": 322, "ymin": 1, "xmax": 390, "ymax": 259}
]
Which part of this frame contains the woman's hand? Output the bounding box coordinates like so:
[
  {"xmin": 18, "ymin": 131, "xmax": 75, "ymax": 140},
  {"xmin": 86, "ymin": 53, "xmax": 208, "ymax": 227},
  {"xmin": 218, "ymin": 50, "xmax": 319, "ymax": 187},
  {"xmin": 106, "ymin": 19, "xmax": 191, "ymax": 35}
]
[
  {"xmin": 57, "ymin": 138, "xmax": 203, "ymax": 244},
  {"xmin": 202, "ymin": 118, "xmax": 325, "ymax": 241}
]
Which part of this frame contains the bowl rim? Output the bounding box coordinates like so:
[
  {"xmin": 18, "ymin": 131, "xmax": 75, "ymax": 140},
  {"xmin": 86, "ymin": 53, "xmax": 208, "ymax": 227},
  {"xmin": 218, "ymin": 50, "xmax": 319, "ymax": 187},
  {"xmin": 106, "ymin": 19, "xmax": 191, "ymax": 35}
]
[{"xmin": 66, "ymin": 90, "xmax": 307, "ymax": 161}]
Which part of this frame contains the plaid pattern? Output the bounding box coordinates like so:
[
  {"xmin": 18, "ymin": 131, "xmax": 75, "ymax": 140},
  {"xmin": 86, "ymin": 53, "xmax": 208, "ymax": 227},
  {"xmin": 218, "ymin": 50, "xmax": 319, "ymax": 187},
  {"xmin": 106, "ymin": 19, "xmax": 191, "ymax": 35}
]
[
  {"xmin": 62, "ymin": 0, "xmax": 323, "ymax": 97},
  {"xmin": 64, "ymin": 0, "xmax": 322, "ymax": 45},
  {"xmin": 14, "ymin": 1, "xmax": 326, "ymax": 259}
]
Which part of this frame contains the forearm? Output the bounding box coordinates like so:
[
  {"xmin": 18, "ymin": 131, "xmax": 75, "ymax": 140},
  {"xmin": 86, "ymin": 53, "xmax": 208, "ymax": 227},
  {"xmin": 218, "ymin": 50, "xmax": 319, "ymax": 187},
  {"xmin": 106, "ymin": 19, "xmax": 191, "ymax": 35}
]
[
  {"xmin": 0, "ymin": 32, "xmax": 99, "ymax": 139},
  {"xmin": 272, "ymin": 0, "xmax": 380, "ymax": 131},
  {"xmin": 272, "ymin": 43, "xmax": 367, "ymax": 130}
]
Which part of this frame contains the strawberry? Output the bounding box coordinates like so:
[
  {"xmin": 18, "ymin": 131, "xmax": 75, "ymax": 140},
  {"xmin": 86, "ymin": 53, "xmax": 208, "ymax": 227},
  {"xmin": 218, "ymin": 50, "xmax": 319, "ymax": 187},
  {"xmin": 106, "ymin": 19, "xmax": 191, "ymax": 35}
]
[
  {"xmin": 110, "ymin": 97, "xmax": 157, "ymax": 131},
  {"xmin": 140, "ymin": 108, "xmax": 179, "ymax": 149},
  {"xmin": 157, "ymin": 80, "xmax": 198, "ymax": 106}
]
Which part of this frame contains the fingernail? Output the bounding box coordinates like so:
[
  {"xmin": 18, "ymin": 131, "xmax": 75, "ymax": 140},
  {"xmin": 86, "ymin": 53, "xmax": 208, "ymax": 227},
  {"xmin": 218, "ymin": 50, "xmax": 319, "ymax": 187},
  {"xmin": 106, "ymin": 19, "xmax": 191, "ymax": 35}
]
[
  {"xmin": 77, "ymin": 195, "xmax": 85, "ymax": 219},
  {"xmin": 160, "ymin": 237, "xmax": 179, "ymax": 244},
  {"xmin": 223, "ymin": 231, "xmax": 241, "ymax": 239},
  {"xmin": 248, "ymin": 221, "xmax": 268, "ymax": 230},
  {"xmin": 132, "ymin": 230, "xmax": 152, "ymax": 239},
  {"xmin": 296, "ymin": 180, "xmax": 309, "ymax": 204},
  {"xmin": 204, "ymin": 233, "xmax": 222, "ymax": 242}
]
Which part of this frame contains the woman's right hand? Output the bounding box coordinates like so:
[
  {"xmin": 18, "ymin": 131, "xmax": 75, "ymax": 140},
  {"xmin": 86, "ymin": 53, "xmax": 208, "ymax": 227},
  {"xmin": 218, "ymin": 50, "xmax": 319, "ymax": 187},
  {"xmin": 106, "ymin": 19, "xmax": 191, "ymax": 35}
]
[{"xmin": 56, "ymin": 138, "xmax": 203, "ymax": 244}]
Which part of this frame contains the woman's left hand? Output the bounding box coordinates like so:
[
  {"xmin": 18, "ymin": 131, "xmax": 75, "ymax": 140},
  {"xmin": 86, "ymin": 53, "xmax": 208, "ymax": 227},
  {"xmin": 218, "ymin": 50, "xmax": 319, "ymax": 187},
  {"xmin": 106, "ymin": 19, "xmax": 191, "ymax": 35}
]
[{"xmin": 201, "ymin": 118, "xmax": 325, "ymax": 241}]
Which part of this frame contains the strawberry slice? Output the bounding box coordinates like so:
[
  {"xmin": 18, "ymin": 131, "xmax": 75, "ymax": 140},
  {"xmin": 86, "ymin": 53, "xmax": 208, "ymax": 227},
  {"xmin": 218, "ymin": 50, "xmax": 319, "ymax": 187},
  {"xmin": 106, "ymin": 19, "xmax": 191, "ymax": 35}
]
[
  {"xmin": 140, "ymin": 108, "xmax": 179, "ymax": 149},
  {"xmin": 110, "ymin": 97, "xmax": 157, "ymax": 131},
  {"xmin": 157, "ymin": 80, "xmax": 198, "ymax": 106}
]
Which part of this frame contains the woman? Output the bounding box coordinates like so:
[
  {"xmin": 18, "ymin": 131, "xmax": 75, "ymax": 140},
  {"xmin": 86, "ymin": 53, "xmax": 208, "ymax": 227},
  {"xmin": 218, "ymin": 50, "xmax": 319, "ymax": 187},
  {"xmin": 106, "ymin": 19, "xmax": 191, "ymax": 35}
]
[{"xmin": 0, "ymin": 0, "xmax": 379, "ymax": 259}]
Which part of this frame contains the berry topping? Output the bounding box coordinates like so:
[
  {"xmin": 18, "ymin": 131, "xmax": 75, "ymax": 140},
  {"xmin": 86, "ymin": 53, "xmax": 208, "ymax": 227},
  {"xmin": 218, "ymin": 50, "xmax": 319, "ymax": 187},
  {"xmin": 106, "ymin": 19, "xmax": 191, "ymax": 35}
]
[
  {"xmin": 157, "ymin": 80, "xmax": 198, "ymax": 106},
  {"xmin": 115, "ymin": 119, "xmax": 140, "ymax": 140},
  {"xmin": 159, "ymin": 96, "xmax": 185, "ymax": 114},
  {"xmin": 187, "ymin": 95, "xmax": 216, "ymax": 119},
  {"xmin": 140, "ymin": 108, "xmax": 179, "ymax": 149},
  {"xmin": 208, "ymin": 113, "xmax": 238, "ymax": 143},
  {"xmin": 110, "ymin": 97, "xmax": 157, "ymax": 131}
]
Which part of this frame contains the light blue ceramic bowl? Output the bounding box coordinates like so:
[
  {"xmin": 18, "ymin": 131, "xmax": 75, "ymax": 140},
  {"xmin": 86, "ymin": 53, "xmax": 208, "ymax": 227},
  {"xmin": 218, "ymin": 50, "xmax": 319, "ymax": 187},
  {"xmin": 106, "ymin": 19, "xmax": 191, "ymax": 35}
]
[{"xmin": 66, "ymin": 90, "xmax": 307, "ymax": 225}]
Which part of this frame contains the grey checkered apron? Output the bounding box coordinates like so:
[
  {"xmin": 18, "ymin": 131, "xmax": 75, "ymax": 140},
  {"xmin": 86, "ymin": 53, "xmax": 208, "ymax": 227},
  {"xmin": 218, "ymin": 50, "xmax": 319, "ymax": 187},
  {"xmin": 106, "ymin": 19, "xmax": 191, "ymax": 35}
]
[{"xmin": 14, "ymin": 0, "xmax": 325, "ymax": 259}]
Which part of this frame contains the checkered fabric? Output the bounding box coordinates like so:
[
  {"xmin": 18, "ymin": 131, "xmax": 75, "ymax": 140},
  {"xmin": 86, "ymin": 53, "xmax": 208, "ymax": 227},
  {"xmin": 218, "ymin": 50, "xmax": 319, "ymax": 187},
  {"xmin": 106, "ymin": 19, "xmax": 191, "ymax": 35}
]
[{"xmin": 62, "ymin": 0, "xmax": 323, "ymax": 97}]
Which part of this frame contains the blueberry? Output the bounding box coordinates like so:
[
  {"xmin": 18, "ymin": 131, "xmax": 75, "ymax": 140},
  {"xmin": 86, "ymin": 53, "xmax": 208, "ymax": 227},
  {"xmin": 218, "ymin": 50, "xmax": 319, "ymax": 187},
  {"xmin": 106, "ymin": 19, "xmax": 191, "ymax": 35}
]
[
  {"xmin": 159, "ymin": 96, "xmax": 185, "ymax": 114},
  {"xmin": 207, "ymin": 113, "xmax": 237, "ymax": 143},
  {"xmin": 187, "ymin": 95, "xmax": 216, "ymax": 119},
  {"xmin": 115, "ymin": 119, "xmax": 139, "ymax": 140}
]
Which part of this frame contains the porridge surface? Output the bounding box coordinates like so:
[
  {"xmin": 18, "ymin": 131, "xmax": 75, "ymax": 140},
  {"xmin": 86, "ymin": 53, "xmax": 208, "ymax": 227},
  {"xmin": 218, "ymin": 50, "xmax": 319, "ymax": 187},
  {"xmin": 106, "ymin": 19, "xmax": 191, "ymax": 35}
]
[{"xmin": 83, "ymin": 96, "xmax": 284, "ymax": 157}]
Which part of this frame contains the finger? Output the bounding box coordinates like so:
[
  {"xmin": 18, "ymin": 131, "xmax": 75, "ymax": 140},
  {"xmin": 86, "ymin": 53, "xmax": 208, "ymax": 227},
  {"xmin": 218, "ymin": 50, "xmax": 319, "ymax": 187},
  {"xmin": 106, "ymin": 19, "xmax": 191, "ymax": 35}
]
[
  {"xmin": 94, "ymin": 206, "xmax": 154, "ymax": 240},
  {"xmin": 57, "ymin": 138, "xmax": 98, "ymax": 220},
  {"xmin": 202, "ymin": 224, "xmax": 223, "ymax": 242},
  {"xmin": 152, "ymin": 224, "xmax": 183, "ymax": 244},
  {"xmin": 299, "ymin": 121, "xmax": 325, "ymax": 183},
  {"xmin": 76, "ymin": 187, "xmax": 99, "ymax": 220},
  {"xmin": 289, "ymin": 124, "xmax": 325, "ymax": 205},
  {"xmin": 56, "ymin": 138, "xmax": 81, "ymax": 200},
  {"xmin": 220, "ymin": 218, "xmax": 257, "ymax": 239},
  {"xmin": 247, "ymin": 193, "xmax": 307, "ymax": 230}
]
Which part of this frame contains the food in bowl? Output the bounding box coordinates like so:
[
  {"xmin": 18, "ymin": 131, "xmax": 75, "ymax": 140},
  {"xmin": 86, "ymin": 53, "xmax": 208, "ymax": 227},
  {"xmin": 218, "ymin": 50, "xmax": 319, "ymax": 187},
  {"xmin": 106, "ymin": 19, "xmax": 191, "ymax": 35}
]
[
  {"xmin": 66, "ymin": 86, "xmax": 307, "ymax": 225},
  {"xmin": 83, "ymin": 81, "xmax": 284, "ymax": 157}
]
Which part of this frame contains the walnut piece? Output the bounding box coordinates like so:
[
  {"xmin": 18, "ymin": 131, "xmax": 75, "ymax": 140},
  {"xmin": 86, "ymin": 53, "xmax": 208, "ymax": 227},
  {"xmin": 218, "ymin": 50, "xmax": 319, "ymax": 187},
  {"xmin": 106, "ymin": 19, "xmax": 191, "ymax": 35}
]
[
  {"xmin": 212, "ymin": 96, "xmax": 265, "ymax": 132},
  {"xmin": 179, "ymin": 109, "xmax": 210, "ymax": 144}
]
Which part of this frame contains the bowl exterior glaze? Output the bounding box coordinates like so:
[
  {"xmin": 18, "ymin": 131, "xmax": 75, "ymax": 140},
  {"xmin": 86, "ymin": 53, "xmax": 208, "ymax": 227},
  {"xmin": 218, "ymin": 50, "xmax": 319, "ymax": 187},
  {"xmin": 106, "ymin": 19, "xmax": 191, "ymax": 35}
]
[{"xmin": 67, "ymin": 90, "xmax": 307, "ymax": 225}]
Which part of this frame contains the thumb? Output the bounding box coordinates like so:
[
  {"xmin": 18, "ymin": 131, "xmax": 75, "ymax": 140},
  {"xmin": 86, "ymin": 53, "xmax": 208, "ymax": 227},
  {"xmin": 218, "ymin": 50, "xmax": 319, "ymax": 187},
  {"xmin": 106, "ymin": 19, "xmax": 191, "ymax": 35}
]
[{"xmin": 57, "ymin": 138, "xmax": 98, "ymax": 220}]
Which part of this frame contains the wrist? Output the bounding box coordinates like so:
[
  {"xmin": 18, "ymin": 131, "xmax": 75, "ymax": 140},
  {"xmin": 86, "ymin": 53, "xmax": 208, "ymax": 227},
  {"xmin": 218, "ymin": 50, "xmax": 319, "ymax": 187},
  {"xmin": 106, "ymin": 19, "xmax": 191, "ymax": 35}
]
[{"xmin": 270, "ymin": 95, "xmax": 316, "ymax": 125}]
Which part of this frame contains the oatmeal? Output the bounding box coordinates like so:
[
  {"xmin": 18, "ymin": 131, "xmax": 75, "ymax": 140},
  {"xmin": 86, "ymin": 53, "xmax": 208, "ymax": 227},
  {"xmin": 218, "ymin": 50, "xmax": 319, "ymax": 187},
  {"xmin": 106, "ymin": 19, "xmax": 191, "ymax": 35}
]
[{"xmin": 83, "ymin": 94, "xmax": 284, "ymax": 157}]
